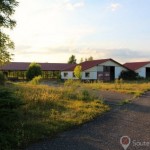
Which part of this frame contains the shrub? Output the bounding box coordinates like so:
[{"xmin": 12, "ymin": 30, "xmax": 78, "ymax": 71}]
[
  {"xmin": 119, "ymin": 70, "xmax": 138, "ymax": 80},
  {"xmin": 81, "ymin": 90, "xmax": 90, "ymax": 100},
  {"xmin": 30, "ymin": 75, "xmax": 42, "ymax": 85},
  {"xmin": 0, "ymin": 71, "xmax": 5, "ymax": 85},
  {"xmin": 0, "ymin": 87, "xmax": 23, "ymax": 149},
  {"xmin": 26, "ymin": 63, "xmax": 42, "ymax": 81}
]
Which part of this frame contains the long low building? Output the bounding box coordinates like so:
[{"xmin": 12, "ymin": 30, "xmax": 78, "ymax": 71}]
[
  {"xmin": 124, "ymin": 61, "xmax": 150, "ymax": 78},
  {"xmin": 1, "ymin": 62, "xmax": 75, "ymax": 80},
  {"xmin": 61, "ymin": 58, "xmax": 129, "ymax": 81}
]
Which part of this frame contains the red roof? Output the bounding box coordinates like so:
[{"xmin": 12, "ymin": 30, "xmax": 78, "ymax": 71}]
[
  {"xmin": 1, "ymin": 62, "xmax": 75, "ymax": 71},
  {"xmin": 63, "ymin": 58, "xmax": 126, "ymax": 71},
  {"xmin": 124, "ymin": 61, "xmax": 150, "ymax": 71}
]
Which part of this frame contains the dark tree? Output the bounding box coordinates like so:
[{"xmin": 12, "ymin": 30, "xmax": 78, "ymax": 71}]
[
  {"xmin": 0, "ymin": 0, "xmax": 18, "ymax": 66},
  {"xmin": 26, "ymin": 63, "xmax": 42, "ymax": 80},
  {"xmin": 68, "ymin": 55, "xmax": 77, "ymax": 64},
  {"xmin": 119, "ymin": 70, "xmax": 138, "ymax": 80}
]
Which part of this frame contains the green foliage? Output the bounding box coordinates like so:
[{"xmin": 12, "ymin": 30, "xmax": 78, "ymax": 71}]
[
  {"xmin": 30, "ymin": 75, "xmax": 42, "ymax": 85},
  {"xmin": 26, "ymin": 63, "xmax": 42, "ymax": 81},
  {"xmin": 10, "ymin": 83, "xmax": 109, "ymax": 148},
  {"xmin": 81, "ymin": 90, "xmax": 90, "ymax": 100},
  {"xmin": 74, "ymin": 65, "xmax": 82, "ymax": 79},
  {"xmin": 0, "ymin": 87, "xmax": 23, "ymax": 149},
  {"xmin": 119, "ymin": 70, "xmax": 138, "ymax": 80},
  {"xmin": 68, "ymin": 55, "xmax": 76, "ymax": 64},
  {"xmin": 0, "ymin": 71, "xmax": 5, "ymax": 85},
  {"xmin": 0, "ymin": 0, "xmax": 19, "ymax": 66}
]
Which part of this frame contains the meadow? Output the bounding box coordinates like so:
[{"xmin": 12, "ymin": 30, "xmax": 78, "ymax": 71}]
[
  {"xmin": 81, "ymin": 80, "xmax": 150, "ymax": 97},
  {"xmin": 0, "ymin": 83, "xmax": 109, "ymax": 149},
  {"xmin": 1, "ymin": 79, "xmax": 150, "ymax": 149}
]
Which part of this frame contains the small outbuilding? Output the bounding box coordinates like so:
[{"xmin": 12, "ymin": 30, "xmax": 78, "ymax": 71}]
[
  {"xmin": 61, "ymin": 58, "xmax": 129, "ymax": 81},
  {"xmin": 124, "ymin": 61, "xmax": 150, "ymax": 78}
]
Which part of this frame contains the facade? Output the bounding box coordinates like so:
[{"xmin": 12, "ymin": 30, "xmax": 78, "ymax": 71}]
[
  {"xmin": 61, "ymin": 59, "xmax": 128, "ymax": 81},
  {"xmin": 0, "ymin": 62, "xmax": 75, "ymax": 80},
  {"xmin": 124, "ymin": 61, "xmax": 150, "ymax": 78}
]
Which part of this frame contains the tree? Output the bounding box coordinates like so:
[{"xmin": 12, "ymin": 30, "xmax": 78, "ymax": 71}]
[
  {"xmin": 80, "ymin": 58, "xmax": 83, "ymax": 63},
  {"xmin": 74, "ymin": 65, "xmax": 82, "ymax": 79},
  {"xmin": 88, "ymin": 56, "xmax": 93, "ymax": 61},
  {"xmin": 0, "ymin": 0, "xmax": 18, "ymax": 66},
  {"xmin": 68, "ymin": 55, "xmax": 77, "ymax": 64},
  {"xmin": 26, "ymin": 63, "xmax": 42, "ymax": 80},
  {"xmin": 119, "ymin": 70, "xmax": 138, "ymax": 80}
]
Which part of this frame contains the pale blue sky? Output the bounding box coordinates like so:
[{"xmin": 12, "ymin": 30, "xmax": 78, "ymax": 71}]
[{"xmin": 9, "ymin": 0, "xmax": 150, "ymax": 63}]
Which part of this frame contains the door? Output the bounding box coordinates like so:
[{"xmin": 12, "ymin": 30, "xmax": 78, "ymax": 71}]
[
  {"xmin": 146, "ymin": 67, "xmax": 150, "ymax": 78},
  {"xmin": 110, "ymin": 66, "xmax": 115, "ymax": 81}
]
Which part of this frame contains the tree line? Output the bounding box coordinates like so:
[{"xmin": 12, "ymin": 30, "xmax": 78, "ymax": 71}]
[{"xmin": 68, "ymin": 55, "xmax": 94, "ymax": 64}]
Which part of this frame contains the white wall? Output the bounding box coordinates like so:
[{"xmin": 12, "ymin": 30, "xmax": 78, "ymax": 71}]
[
  {"xmin": 61, "ymin": 71, "xmax": 77, "ymax": 79},
  {"xmin": 136, "ymin": 68, "xmax": 145, "ymax": 78},
  {"xmin": 136, "ymin": 63, "xmax": 150, "ymax": 78},
  {"xmin": 61, "ymin": 60, "xmax": 128, "ymax": 80}
]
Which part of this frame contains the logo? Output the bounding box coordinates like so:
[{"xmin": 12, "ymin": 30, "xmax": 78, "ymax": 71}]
[{"xmin": 120, "ymin": 136, "xmax": 131, "ymax": 150}]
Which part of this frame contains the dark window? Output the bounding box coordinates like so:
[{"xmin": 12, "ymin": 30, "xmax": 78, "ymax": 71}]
[
  {"xmin": 103, "ymin": 66, "xmax": 110, "ymax": 72},
  {"xmin": 73, "ymin": 72, "xmax": 75, "ymax": 77},
  {"xmin": 64, "ymin": 72, "xmax": 68, "ymax": 77},
  {"xmin": 85, "ymin": 72, "xmax": 90, "ymax": 78}
]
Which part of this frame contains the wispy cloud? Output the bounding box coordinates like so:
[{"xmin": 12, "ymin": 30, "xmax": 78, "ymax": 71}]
[
  {"xmin": 64, "ymin": 0, "xmax": 85, "ymax": 11},
  {"xmin": 109, "ymin": 3, "xmax": 121, "ymax": 11}
]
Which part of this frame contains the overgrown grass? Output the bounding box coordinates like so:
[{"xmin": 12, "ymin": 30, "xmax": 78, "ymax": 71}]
[
  {"xmin": 82, "ymin": 81, "xmax": 150, "ymax": 97},
  {"xmin": 1, "ymin": 83, "xmax": 109, "ymax": 149}
]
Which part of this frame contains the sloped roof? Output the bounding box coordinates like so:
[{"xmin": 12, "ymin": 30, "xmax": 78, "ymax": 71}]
[
  {"xmin": 124, "ymin": 61, "xmax": 150, "ymax": 71},
  {"xmin": 1, "ymin": 62, "xmax": 75, "ymax": 71},
  {"xmin": 63, "ymin": 58, "xmax": 127, "ymax": 71}
]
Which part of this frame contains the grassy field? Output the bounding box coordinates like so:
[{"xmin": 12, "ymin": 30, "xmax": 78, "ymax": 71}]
[
  {"xmin": 0, "ymin": 83, "xmax": 109, "ymax": 149},
  {"xmin": 81, "ymin": 80, "xmax": 150, "ymax": 97},
  {"xmin": 1, "ymin": 80, "xmax": 150, "ymax": 149}
]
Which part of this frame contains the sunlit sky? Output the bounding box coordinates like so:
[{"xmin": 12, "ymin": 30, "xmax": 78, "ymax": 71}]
[{"xmin": 7, "ymin": 0, "xmax": 150, "ymax": 63}]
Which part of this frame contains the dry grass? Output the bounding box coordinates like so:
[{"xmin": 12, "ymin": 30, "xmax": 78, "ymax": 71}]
[
  {"xmin": 11, "ymin": 83, "xmax": 109, "ymax": 148},
  {"xmin": 82, "ymin": 81, "xmax": 150, "ymax": 97}
]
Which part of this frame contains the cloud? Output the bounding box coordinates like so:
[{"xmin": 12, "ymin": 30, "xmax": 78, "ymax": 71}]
[
  {"xmin": 64, "ymin": 0, "xmax": 85, "ymax": 11},
  {"xmin": 109, "ymin": 3, "xmax": 121, "ymax": 11}
]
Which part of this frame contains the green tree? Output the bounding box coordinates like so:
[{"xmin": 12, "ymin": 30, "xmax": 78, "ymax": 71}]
[
  {"xmin": 80, "ymin": 58, "xmax": 83, "ymax": 63},
  {"xmin": 74, "ymin": 65, "xmax": 82, "ymax": 79},
  {"xmin": 0, "ymin": 0, "xmax": 18, "ymax": 66},
  {"xmin": 68, "ymin": 55, "xmax": 77, "ymax": 64},
  {"xmin": 26, "ymin": 63, "xmax": 42, "ymax": 80},
  {"xmin": 88, "ymin": 56, "xmax": 93, "ymax": 61}
]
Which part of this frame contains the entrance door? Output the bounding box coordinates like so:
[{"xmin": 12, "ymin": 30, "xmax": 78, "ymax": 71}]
[
  {"xmin": 110, "ymin": 66, "xmax": 115, "ymax": 81},
  {"xmin": 146, "ymin": 67, "xmax": 150, "ymax": 78}
]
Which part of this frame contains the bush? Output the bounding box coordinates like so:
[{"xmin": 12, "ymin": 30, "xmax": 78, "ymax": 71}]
[
  {"xmin": 26, "ymin": 63, "xmax": 42, "ymax": 81},
  {"xmin": 30, "ymin": 75, "xmax": 42, "ymax": 85},
  {"xmin": 119, "ymin": 70, "xmax": 138, "ymax": 80},
  {"xmin": 0, "ymin": 87, "xmax": 23, "ymax": 149},
  {"xmin": 0, "ymin": 71, "xmax": 5, "ymax": 85},
  {"xmin": 81, "ymin": 90, "xmax": 90, "ymax": 100}
]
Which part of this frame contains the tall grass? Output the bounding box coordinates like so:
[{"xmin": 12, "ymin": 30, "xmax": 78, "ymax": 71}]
[
  {"xmin": 8, "ymin": 83, "xmax": 109, "ymax": 149},
  {"xmin": 82, "ymin": 80, "xmax": 150, "ymax": 96}
]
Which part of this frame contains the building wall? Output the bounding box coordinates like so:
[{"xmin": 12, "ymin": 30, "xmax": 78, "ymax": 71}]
[
  {"xmin": 136, "ymin": 63, "xmax": 150, "ymax": 78},
  {"xmin": 61, "ymin": 60, "xmax": 128, "ymax": 80}
]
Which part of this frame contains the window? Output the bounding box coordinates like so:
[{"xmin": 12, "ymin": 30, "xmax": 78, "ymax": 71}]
[
  {"xmin": 64, "ymin": 72, "xmax": 68, "ymax": 77},
  {"xmin": 103, "ymin": 66, "xmax": 110, "ymax": 72},
  {"xmin": 85, "ymin": 72, "xmax": 90, "ymax": 78},
  {"xmin": 73, "ymin": 72, "xmax": 75, "ymax": 77}
]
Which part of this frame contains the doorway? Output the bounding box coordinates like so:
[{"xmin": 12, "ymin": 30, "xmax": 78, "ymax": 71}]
[
  {"xmin": 146, "ymin": 67, "xmax": 150, "ymax": 78},
  {"xmin": 110, "ymin": 66, "xmax": 115, "ymax": 81}
]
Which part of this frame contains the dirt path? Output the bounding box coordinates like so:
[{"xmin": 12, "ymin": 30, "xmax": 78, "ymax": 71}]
[{"xmin": 26, "ymin": 92, "xmax": 150, "ymax": 150}]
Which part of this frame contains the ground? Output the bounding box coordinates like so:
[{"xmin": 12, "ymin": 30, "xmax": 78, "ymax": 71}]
[{"xmin": 26, "ymin": 90, "xmax": 150, "ymax": 150}]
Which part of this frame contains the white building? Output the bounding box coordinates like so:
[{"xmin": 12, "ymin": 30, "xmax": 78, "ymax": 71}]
[
  {"xmin": 124, "ymin": 61, "xmax": 150, "ymax": 78},
  {"xmin": 61, "ymin": 58, "xmax": 128, "ymax": 81}
]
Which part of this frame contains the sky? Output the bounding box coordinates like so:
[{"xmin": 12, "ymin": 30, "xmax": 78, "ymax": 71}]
[{"xmin": 7, "ymin": 0, "xmax": 150, "ymax": 63}]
